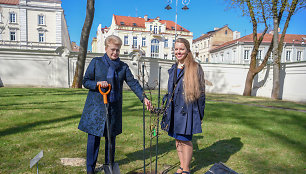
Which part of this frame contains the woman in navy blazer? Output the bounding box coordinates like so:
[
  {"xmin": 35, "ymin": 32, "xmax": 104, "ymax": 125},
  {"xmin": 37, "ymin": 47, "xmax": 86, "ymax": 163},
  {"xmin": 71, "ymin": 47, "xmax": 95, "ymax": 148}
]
[
  {"xmin": 78, "ymin": 35, "xmax": 151, "ymax": 174},
  {"xmin": 161, "ymin": 38, "xmax": 205, "ymax": 174}
]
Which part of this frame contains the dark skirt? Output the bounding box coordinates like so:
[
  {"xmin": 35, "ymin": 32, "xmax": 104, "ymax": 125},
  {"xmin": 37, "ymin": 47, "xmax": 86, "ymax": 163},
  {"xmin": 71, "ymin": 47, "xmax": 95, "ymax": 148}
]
[{"xmin": 168, "ymin": 131, "xmax": 192, "ymax": 141}]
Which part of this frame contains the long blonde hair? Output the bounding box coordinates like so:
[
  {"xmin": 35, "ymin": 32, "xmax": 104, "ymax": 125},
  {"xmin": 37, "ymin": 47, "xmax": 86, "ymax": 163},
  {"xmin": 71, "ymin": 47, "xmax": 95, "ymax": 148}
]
[{"xmin": 175, "ymin": 38, "xmax": 205, "ymax": 103}]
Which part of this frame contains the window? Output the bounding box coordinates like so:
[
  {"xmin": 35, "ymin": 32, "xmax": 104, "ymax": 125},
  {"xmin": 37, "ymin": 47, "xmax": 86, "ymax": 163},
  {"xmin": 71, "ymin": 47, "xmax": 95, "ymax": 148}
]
[
  {"xmin": 151, "ymin": 39, "xmax": 159, "ymax": 58},
  {"xmin": 256, "ymin": 50, "xmax": 262, "ymax": 60},
  {"xmin": 133, "ymin": 23, "xmax": 137, "ymax": 27},
  {"xmin": 10, "ymin": 13, "xmax": 16, "ymax": 23},
  {"xmin": 120, "ymin": 22, "xmax": 124, "ymax": 25},
  {"xmin": 244, "ymin": 50, "xmax": 250, "ymax": 60},
  {"xmin": 172, "ymin": 39, "xmax": 175, "ymax": 48},
  {"xmin": 221, "ymin": 54, "xmax": 224, "ymax": 62},
  {"xmin": 164, "ymin": 39, "xmax": 168, "ymax": 48},
  {"xmin": 132, "ymin": 36, "xmax": 137, "ymax": 48},
  {"xmin": 150, "ymin": 25, "xmax": 152, "ymax": 31},
  {"xmin": 171, "ymin": 26, "xmax": 175, "ymax": 30},
  {"xmin": 124, "ymin": 36, "xmax": 128, "ymax": 45},
  {"xmin": 38, "ymin": 15, "xmax": 45, "ymax": 25},
  {"xmin": 286, "ymin": 51, "xmax": 291, "ymax": 61},
  {"xmin": 124, "ymin": 51, "xmax": 128, "ymax": 55},
  {"xmin": 225, "ymin": 30, "xmax": 228, "ymax": 35},
  {"xmin": 172, "ymin": 53, "xmax": 175, "ymax": 60},
  {"xmin": 153, "ymin": 26, "xmax": 157, "ymax": 34},
  {"xmin": 269, "ymin": 53, "xmax": 272, "ymax": 60},
  {"xmin": 297, "ymin": 51, "xmax": 302, "ymax": 61},
  {"xmin": 164, "ymin": 54, "xmax": 168, "ymax": 59},
  {"xmin": 142, "ymin": 37, "xmax": 146, "ymax": 47},
  {"xmin": 39, "ymin": 33, "xmax": 44, "ymax": 42},
  {"xmin": 159, "ymin": 26, "xmax": 161, "ymax": 33},
  {"xmin": 10, "ymin": 31, "xmax": 16, "ymax": 41}
]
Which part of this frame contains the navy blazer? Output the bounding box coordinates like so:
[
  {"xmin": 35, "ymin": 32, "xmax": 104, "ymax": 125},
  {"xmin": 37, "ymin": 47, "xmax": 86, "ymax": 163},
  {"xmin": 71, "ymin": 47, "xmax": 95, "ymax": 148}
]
[
  {"xmin": 161, "ymin": 64, "xmax": 205, "ymax": 135},
  {"xmin": 78, "ymin": 57, "xmax": 144, "ymax": 137}
]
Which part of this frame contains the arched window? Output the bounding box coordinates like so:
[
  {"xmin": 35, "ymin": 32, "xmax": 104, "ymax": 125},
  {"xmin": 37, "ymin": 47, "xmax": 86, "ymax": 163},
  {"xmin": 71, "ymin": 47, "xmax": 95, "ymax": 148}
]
[{"xmin": 151, "ymin": 39, "xmax": 159, "ymax": 58}]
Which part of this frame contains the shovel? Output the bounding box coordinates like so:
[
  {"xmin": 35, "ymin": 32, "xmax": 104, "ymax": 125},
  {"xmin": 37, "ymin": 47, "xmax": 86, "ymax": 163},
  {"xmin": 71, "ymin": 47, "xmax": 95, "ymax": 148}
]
[{"xmin": 98, "ymin": 84, "xmax": 121, "ymax": 174}]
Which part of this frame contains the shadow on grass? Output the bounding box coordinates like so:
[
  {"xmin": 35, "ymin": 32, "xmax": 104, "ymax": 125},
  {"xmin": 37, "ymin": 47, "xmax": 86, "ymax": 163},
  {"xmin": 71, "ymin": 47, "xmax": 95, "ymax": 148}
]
[
  {"xmin": 0, "ymin": 114, "xmax": 81, "ymax": 137},
  {"xmin": 116, "ymin": 138, "xmax": 177, "ymax": 173},
  {"xmin": 192, "ymin": 136, "xmax": 243, "ymax": 173},
  {"xmin": 112, "ymin": 136, "xmax": 243, "ymax": 173}
]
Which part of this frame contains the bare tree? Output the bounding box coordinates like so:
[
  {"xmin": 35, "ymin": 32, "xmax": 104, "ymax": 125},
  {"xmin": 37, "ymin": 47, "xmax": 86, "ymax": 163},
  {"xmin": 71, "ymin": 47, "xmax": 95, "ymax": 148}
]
[
  {"xmin": 228, "ymin": 0, "xmax": 305, "ymax": 97},
  {"xmin": 229, "ymin": 0, "xmax": 273, "ymax": 96},
  {"xmin": 271, "ymin": 0, "xmax": 304, "ymax": 99},
  {"xmin": 71, "ymin": 0, "xmax": 95, "ymax": 88}
]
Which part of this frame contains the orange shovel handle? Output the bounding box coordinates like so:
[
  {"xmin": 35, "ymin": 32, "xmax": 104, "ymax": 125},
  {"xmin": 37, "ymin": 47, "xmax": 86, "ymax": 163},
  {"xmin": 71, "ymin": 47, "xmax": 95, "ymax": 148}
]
[{"xmin": 98, "ymin": 84, "xmax": 111, "ymax": 104}]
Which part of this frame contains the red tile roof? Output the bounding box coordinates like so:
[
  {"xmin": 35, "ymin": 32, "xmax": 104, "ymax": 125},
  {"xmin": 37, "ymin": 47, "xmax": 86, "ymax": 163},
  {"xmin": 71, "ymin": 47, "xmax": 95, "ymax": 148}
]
[
  {"xmin": 113, "ymin": 15, "xmax": 189, "ymax": 32},
  {"xmin": 193, "ymin": 25, "xmax": 230, "ymax": 42},
  {"xmin": 211, "ymin": 33, "xmax": 306, "ymax": 52},
  {"xmin": 0, "ymin": 0, "xmax": 19, "ymax": 5}
]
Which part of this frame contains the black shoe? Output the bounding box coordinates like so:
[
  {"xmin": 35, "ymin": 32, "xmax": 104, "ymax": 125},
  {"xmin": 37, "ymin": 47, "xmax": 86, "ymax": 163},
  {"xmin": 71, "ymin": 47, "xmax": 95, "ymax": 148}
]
[{"xmin": 87, "ymin": 172, "xmax": 95, "ymax": 174}]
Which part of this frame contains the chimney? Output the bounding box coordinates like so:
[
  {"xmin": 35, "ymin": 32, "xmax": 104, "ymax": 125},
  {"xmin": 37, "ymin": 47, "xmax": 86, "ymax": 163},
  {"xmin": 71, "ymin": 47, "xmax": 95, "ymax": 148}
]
[{"xmin": 144, "ymin": 15, "xmax": 148, "ymax": 21}]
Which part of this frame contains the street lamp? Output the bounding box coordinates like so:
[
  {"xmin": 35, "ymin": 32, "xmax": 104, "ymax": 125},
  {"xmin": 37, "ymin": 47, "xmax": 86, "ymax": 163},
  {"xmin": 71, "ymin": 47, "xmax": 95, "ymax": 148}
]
[{"xmin": 165, "ymin": 0, "xmax": 190, "ymax": 40}]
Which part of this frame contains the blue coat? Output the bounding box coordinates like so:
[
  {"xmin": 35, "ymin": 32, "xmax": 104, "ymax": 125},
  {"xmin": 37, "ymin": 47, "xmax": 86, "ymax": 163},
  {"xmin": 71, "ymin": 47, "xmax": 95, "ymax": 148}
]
[
  {"xmin": 161, "ymin": 64, "xmax": 205, "ymax": 135},
  {"xmin": 78, "ymin": 56, "xmax": 144, "ymax": 137}
]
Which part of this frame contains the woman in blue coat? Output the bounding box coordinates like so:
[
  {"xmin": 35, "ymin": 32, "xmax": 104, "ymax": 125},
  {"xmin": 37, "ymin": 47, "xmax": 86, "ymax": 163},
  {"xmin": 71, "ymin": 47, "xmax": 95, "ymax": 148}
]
[
  {"xmin": 78, "ymin": 35, "xmax": 151, "ymax": 174},
  {"xmin": 161, "ymin": 38, "xmax": 205, "ymax": 174}
]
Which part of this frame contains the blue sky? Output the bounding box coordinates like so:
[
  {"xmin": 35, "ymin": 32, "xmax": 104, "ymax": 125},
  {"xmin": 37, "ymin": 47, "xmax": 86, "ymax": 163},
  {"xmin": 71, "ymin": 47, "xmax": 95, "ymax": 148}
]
[{"xmin": 62, "ymin": 0, "xmax": 306, "ymax": 50}]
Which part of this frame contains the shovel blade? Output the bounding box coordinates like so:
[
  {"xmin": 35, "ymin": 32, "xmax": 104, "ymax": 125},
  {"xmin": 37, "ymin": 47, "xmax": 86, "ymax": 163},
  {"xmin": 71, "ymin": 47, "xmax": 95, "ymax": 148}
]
[{"xmin": 103, "ymin": 163, "xmax": 120, "ymax": 174}]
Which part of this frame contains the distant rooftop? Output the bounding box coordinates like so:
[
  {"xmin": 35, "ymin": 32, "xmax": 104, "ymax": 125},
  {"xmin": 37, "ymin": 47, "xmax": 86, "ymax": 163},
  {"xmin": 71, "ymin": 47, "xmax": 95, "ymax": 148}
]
[{"xmin": 113, "ymin": 15, "xmax": 190, "ymax": 32}]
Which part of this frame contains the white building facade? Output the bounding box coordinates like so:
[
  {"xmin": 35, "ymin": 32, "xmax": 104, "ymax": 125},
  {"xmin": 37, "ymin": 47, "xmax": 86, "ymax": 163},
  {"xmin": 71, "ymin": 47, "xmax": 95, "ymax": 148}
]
[
  {"xmin": 0, "ymin": 0, "xmax": 71, "ymax": 50},
  {"xmin": 210, "ymin": 34, "xmax": 306, "ymax": 64},
  {"xmin": 92, "ymin": 15, "xmax": 193, "ymax": 59}
]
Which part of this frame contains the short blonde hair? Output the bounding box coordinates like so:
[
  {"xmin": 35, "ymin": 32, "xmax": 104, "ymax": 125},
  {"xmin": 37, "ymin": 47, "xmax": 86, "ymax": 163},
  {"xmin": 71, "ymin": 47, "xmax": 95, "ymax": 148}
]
[{"xmin": 105, "ymin": 35, "xmax": 122, "ymax": 48}]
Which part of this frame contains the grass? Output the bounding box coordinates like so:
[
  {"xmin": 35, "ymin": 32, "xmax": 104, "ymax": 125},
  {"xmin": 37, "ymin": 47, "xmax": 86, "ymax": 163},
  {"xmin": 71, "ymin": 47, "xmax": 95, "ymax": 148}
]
[{"xmin": 0, "ymin": 88, "xmax": 305, "ymax": 174}]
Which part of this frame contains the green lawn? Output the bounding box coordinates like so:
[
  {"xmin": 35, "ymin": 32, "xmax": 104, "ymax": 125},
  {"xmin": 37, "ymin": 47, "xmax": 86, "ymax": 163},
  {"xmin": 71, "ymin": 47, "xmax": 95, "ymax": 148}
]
[{"xmin": 0, "ymin": 88, "xmax": 305, "ymax": 174}]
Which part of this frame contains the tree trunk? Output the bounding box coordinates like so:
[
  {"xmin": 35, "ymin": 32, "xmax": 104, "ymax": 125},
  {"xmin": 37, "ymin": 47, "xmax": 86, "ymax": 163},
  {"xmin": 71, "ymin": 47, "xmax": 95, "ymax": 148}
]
[
  {"xmin": 271, "ymin": 0, "xmax": 298, "ymax": 99},
  {"xmin": 243, "ymin": 70, "xmax": 255, "ymax": 96},
  {"xmin": 271, "ymin": 0, "xmax": 280, "ymax": 99},
  {"xmin": 71, "ymin": 0, "xmax": 95, "ymax": 88}
]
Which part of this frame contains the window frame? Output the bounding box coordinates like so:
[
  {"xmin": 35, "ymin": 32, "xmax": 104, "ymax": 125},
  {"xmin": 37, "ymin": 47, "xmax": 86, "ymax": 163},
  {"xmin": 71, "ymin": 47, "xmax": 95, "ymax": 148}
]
[
  {"xmin": 142, "ymin": 37, "xmax": 146, "ymax": 47},
  {"xmin": 132, "ymin": 36, "xmax": 137, "ymax": 48},
  {"xmin": 38, "ymin": 15, "xmax": 45, "ymax": 25},
  {"xmin": 10, "ymin": 31, "xmax": 16, "ymax": 41},
  {"xmin": 297, "ymin": 51, "xmax": 302, "ymax": 61},
  {"xmin": 151, "ymin": 39, "xmax": 160, "ymax": 58},
  {"xmin": 244, "ymin": 50, "xmax": 250, "ymax": 60},
  {"xmin": 164, "ymin": 39, "xmax": 168, "ymax": 48},
  {"xmin": 39, "ymin": 33, "xmax": 45, "ymax": 42},
  {"xmin": 286, "ymin": 50, "xmax": 291, "ymax": 61},
  {"xmin": 153, "ymin": 25, "xmax": 157, "ymax": 34},
  {"xmin": 124, "ymin": 36, "xmax": 128, "ymax": 45},
  {"xmin": 256, "ymin": 50, "xmax": 262, "ymax": 60},
  {"xmin": 10, "ymin": 12, "xmax": 17, "ymax": 23}
]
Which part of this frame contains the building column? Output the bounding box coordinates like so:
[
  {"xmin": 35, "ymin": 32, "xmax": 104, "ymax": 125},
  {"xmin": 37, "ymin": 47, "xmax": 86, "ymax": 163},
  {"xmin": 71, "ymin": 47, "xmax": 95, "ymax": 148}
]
[
  {"xmin": 55, "ymin": 11, "xmax": 62, "ymax": 45},
  {"xmin": 19, "ymin": 8, "xmax": 27, "ymax": 45}
]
